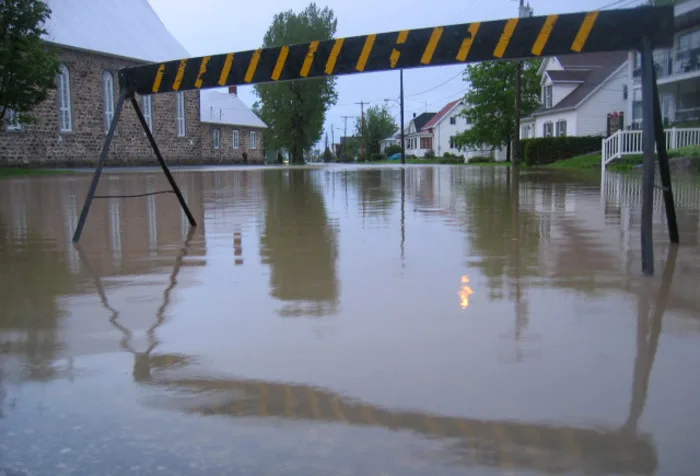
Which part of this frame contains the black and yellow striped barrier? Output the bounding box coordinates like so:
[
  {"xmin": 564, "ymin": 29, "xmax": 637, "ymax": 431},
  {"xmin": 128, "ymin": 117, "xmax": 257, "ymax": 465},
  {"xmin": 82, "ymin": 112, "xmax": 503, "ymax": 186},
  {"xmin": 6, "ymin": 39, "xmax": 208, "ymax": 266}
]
[{"xmin": 122, "ymin": 6, "xmax": 673, "ymax": 96}]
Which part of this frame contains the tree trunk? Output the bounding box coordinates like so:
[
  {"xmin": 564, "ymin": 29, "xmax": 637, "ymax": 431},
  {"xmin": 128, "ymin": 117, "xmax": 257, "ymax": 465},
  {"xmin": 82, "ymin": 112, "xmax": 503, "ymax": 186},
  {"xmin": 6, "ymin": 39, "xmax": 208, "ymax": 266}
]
[{"xmin": 506, "ymin": 139, "xmax": 512, "ymax": 163}]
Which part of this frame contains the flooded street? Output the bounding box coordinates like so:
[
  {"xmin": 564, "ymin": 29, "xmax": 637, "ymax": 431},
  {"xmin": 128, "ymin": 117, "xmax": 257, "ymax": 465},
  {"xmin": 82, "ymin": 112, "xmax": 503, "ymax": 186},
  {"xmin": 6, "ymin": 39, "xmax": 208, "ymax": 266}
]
[{"xmin": 1, "ymin": 165, "xmax": 700, "ymax": 475}]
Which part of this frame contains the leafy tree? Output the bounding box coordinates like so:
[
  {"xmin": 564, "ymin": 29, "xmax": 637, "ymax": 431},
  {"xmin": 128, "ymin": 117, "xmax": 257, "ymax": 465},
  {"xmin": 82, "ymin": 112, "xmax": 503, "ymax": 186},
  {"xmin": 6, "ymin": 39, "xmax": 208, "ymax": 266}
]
[
  {"xmin": 455, "ymin": 60, "xmax": 541, "ymax": 158},
  {"xmin": 253, "ymin": 3, "xmax": 338, "ymax": 165},
  {"xmin": 0, "ymin": 0, "xmax": 59, "ymax": 124},
  {"xmin": 354, "ymin": 104, "xmax": 398, "ymax": 159}
]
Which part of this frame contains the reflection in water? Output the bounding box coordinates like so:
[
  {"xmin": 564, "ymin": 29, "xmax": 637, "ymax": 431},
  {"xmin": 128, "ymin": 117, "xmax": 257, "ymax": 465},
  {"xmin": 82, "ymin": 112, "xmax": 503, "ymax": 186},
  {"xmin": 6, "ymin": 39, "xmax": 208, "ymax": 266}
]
[
  {"xmin": 1, "ymin": 167, "xmax": 700, "ymax": 474},
  {"xmin": 260, "ymin": 169, "xmax": 339, "ymax": 317}
]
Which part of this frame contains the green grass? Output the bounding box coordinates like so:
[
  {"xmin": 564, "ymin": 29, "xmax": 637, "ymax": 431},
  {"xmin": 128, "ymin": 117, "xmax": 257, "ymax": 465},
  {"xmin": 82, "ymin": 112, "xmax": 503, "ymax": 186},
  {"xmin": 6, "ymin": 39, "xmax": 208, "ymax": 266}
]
[
  {"xmin": 545, "ymin": 153, "xmax": 602, "ymax": 169},
  {"xmin": 543, "ymin": 145, "xmax": 700, "ymax": 172},
  {"xmin": 0, "ymin": 168, "xmax": 75, "ymax": 178}
]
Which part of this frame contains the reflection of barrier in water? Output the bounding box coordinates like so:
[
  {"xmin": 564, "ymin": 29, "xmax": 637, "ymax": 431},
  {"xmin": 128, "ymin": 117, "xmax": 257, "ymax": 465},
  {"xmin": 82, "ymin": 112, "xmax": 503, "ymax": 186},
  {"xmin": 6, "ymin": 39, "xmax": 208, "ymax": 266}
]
[
  {"xmin": 74, "ymin": 228, "xmax": 195, "ymax": 381},
  {"xmin": 131, "ymin": 248, "xmax": 683, "ymax": 475},
  {"xmin": 68, "ymin": 6, "xmax": 678, "ymax": 275}
]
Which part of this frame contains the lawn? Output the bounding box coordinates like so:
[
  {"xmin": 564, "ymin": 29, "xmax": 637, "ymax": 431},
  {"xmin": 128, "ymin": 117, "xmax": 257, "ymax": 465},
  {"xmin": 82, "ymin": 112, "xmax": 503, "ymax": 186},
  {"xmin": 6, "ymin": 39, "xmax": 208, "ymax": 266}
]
[
  {"xmin": 546, "ymin": 145, "xmax": 700, "ymax": 171},
  {"xmin": 0, "ymin": 168, "xmax": 75, "ymax": 179}
]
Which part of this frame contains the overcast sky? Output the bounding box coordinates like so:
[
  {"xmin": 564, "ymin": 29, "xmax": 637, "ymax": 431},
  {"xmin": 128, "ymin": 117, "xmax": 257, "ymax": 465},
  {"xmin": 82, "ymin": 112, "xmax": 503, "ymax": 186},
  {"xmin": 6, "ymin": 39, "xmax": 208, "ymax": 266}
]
[{"xmin": 148, "ymin": 0, "xmax": 642, "ymax": 147}]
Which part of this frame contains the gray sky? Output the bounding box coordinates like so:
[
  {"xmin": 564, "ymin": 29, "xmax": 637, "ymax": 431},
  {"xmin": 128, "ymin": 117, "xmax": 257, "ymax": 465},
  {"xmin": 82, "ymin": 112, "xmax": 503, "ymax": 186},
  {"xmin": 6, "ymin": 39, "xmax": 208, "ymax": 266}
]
[{"xmin": 148, "ymin": 0, "xmax": 640, "ymax": 147}]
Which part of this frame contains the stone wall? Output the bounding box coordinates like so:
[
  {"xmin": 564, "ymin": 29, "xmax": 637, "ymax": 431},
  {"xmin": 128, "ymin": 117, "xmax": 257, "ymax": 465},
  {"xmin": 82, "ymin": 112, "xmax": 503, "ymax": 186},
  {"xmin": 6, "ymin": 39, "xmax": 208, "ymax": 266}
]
[
  {"xmin": 0, "ymin": 46, "xmax": 262, "ymax": 167},
  {"xmin": 200, "ymin": 123, "xmax": 265, "ymax": 164}
]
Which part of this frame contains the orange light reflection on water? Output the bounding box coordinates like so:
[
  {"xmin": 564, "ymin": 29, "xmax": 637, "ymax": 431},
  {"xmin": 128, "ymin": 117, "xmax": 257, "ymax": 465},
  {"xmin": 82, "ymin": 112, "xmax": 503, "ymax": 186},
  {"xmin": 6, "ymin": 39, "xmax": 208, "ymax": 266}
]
[{"xmin": 459, "ymin": 275, "xmax": 474, "ymax": 309}]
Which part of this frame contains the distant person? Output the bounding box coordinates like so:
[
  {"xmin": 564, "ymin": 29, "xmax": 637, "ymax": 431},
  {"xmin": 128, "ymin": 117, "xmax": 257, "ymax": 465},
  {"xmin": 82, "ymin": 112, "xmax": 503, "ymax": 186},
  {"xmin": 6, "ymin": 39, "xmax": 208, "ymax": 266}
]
[{"xmin": 242, "ymin": 151, "xmax": 248, "ymax": 164}]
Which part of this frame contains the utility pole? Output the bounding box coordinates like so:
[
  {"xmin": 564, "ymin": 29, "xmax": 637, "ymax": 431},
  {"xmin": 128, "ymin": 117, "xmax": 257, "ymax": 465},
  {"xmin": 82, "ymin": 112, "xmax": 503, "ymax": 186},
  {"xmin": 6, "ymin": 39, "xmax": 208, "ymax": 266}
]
[
  {"xmin": 356, "ymin": 101, "xmax": 369, "ymax": 160},
  {"xmin": 400, "ymin": 69, "xmax": 406, "ymax": 165},
  {"xmin": 513, "ymin": 0, "xmax": 531, "ymax": 165},
  {"xmin": 331, "ymin": 126, "xmax": 335, "ymax": 156},
  {"xmin": 341, "ymin": 115, "xmax": 353, "ymax": 157}
]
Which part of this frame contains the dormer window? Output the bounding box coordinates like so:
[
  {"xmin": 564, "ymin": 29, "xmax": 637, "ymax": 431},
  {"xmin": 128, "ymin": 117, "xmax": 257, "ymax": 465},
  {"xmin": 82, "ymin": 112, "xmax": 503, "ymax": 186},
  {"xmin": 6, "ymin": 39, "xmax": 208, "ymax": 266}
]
[{"xmin": 543, "ymin": 84, "xmax": 553, "ymax": 108}]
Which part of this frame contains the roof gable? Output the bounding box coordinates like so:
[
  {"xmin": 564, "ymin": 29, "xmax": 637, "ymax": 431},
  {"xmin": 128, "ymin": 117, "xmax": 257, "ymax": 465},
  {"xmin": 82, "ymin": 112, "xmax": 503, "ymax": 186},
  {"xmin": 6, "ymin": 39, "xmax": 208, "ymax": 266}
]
[
  {"xmin": 42, "ymin": 0, "xmax": 189, "ymax": 62},
  {"xmin": 412, "ymin": 112, "xmax": 437, "ymax": 132},
  {"xmin": 421, "ymin": 100, "xmax": 462, "ymax": 130}
]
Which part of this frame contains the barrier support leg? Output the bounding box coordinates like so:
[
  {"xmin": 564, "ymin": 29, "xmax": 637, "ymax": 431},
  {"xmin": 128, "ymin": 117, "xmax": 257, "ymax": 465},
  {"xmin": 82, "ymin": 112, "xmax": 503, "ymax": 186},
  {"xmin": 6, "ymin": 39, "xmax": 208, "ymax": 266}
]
[{"xmin": 640, "ymin": 38, "xmax": 656, "ymax": 276}]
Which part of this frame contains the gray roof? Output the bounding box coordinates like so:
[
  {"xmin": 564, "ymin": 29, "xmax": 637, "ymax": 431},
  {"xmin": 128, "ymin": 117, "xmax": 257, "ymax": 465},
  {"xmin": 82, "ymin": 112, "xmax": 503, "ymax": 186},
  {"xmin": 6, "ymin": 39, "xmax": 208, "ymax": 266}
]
[
  {"xmin": 412, "ymin": 112, "xmax": 436, "ymax": 132},
  {"xmin": 532, "ymin": 51, "xmax": 628, "ymax": 116},
  {"xmin": 199, "ymin": 90, "xmax": 267, "ymax": 129},
  {"xmin": 42, "ymin": 0, "xmax": 189, "ymax": 62}
]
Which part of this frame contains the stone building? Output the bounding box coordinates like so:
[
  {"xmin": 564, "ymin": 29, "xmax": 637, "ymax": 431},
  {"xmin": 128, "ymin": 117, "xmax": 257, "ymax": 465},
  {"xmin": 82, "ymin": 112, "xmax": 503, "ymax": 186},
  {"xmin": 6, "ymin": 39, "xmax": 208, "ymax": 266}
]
[{"xmin": 0, "ymin": 0, "xmax": 266, "ymax": 167}]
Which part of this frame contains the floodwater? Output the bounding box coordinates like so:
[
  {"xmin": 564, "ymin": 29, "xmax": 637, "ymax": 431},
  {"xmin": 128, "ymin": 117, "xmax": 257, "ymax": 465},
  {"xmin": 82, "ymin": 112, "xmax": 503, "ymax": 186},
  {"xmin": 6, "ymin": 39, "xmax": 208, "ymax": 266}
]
[{"xmin": 1, "ymin": 165, "xmax": 700, "ymax": 476}]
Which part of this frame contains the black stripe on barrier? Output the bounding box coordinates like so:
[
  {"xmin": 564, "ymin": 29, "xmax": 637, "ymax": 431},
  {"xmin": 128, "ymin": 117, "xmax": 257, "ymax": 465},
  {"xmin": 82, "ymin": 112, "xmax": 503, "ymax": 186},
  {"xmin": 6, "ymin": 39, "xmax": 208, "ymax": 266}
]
[{"xmin": 121, "ymin": 6, "xmax": 673, "ymax": 95}]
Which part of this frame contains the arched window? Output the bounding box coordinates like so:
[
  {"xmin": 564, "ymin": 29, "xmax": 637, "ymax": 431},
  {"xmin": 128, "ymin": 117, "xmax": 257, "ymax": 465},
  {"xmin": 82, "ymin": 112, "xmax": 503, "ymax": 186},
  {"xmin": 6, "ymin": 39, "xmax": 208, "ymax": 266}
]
[
  {"xmin": 103, "ymin": 71, "xmax": 115, "ymax": 132},
  {"xmin": 57, "ymin": 64, "xmax": 72, "ymax": 132},
  {"xmin": 141, "ymin": 95, "xmax": 153, "ymax": 131}
]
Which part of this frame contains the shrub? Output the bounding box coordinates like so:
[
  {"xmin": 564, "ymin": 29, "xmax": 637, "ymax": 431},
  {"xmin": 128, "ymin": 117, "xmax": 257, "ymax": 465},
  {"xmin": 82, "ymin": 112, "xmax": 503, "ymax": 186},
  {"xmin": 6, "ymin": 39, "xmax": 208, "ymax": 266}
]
[
  {"xmin": 438, "ymin": 157, "xmax": 464, "ymax": 164},
  {"xmin": 384, "ymin": 144, "xmax": 402, "ymax": 156},
  {"xmin": 522, "ymin": 136, "xmax": 602, "ymax": 166},
  {"xmin": 369, "ymin": 152, "xmax": 384, "ymax": 162},
  {"xmin": 669, "ymin": 145, "xmax": 700, "ymax": 158},
  {"xmin": 468, "ymin": 156, "xmax": 493, "ymax": 164}
]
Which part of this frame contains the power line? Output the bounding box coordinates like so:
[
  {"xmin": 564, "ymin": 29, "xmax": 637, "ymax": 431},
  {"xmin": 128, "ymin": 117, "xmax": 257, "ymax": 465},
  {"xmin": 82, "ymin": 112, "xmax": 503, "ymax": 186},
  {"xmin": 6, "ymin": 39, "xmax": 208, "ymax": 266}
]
[{"xmin": 406, "ymin": 71, "xmax": 464, "ymax": 97}]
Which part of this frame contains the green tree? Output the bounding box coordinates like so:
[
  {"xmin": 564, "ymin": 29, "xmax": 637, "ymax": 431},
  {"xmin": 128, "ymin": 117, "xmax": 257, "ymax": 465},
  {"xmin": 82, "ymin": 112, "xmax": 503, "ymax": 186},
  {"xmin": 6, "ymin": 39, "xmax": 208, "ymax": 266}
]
[
  {"xmin": 253, "ymin": 3, "xmax": 338, "ymax": 165},
  {"xmin": 455, "ymin": 60, "xmax": 541, "ymax": 158},
  {"xmin": 0, "ymin": 0, "xmax": 59, "ymax": 124},
  {"xmin": 355, "ymin": 104, "xmax": 398, "ymax": 160}
]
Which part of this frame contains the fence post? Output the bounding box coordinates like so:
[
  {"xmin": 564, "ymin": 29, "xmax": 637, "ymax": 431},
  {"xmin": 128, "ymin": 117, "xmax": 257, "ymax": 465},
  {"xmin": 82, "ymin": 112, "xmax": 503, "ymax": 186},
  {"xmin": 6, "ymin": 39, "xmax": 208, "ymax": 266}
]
[{"xmin": 671, "ymin": 127, "xmax": 677, "ymax": 150}]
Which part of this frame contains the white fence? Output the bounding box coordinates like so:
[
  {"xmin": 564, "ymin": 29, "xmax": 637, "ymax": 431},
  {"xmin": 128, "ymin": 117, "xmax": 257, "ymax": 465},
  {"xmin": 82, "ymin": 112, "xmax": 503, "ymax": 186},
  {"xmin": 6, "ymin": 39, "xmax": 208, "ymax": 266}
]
[{"xmin": 601, "ymin": 127, "xmax": 700, "ymax": 171}]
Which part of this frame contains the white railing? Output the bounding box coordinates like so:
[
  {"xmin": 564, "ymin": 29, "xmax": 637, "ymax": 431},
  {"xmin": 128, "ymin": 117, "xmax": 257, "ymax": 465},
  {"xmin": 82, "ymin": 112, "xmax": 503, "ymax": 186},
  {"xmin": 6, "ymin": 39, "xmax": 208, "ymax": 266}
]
[{"xmin": 601, "ymin": 127, "xmax": 700, "ymax": 171}]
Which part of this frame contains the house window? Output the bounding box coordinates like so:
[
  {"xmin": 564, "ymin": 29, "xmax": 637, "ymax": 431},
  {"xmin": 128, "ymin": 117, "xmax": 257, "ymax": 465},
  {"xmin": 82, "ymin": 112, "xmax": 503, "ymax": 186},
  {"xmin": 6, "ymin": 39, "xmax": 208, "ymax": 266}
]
[
  {"xmin": 142, "ymin": 95, "xmax": 153, "ymax": 131},
  {"xmin": 543, "ymin": 84, "xmax": 553, "ymax": 108},
  {"xmin": 449, "ymin": 136, "xmax": 456, "ymax": 148},
  {"xmin": 250, "ymin": 130, "xmax": 257, "ymax": 149},
  {"xmin": 6, "ymin": 109, "xmax": 21, "ymax": 130},
  {"xmin": 623, "ymin": 84, "xmax": 628, "ymax": 101},
  {"xmin": 232, "ymin": 129, "xmax": 240, "ymax": 149},
  {"xmin": 521, "ymin": 126, "xmax": 528, "ymax": 138},
  {"xmin": 632, "ymin": 100, "xmax": 643, "ymax": 125},
  {"xmin": 57, "ymin": 64, "xmax": 72, "ymax": 132},
  {"xmin": 212, "ymin": 128, "xmax": 221, "ymax": 149},
  {"xmin": 176, "ymin": 92, "xmax": 186, "ymax": 137},
  {"xmin": 450, "ymin": 116, "xmax": 456, "ymax": 125},
  {"xmin": 420, "ymin": 136, "xmax": 432, "ymax": 149},
  {"xmin": 103, "ymin": 71, "xmax": 115, "ymax": 133},
  {"xmin": 556, "ymin": 120, "xmax": 567, "ymax": 137},
  {"xmin": 543, "ymin": 121, "xmax": 553, "ymax": 137}
]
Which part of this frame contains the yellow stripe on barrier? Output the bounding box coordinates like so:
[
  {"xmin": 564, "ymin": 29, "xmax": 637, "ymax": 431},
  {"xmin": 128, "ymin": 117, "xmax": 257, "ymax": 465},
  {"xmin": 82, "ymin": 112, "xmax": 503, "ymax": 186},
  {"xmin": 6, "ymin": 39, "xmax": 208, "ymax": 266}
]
[
  {"xmin": 245, "ymin": 49, "xmax": 262, "ymax": 83},
  {"xmin": 494, "ymin": 18, "xmax": 519, "ymax": 58},
  {"xmin": 272, "ymin": 46, "xmax": 289, "ymax": 80},
  {"xmin": 421, "ymin": 27, "xmax": 444, "ymax": 65},
  {"xmin": 532, "ymin": 15, "xmax": 558, "ymax": 56},
  {"xmin": 457, "ymin": 23, "xmax": 481, "ymax": 61},
  {"xmin": 152, "ymin": 64, "xmax": 165, "ymax": 93},
  {"xmin": 325, "ymin": 38, "xmax": 344, "ymax": 75},
  {"xmin": 301, "ymin": 41, "xmax": 320, "ymax": 77},
  {"xmin": 571, "ymin": 11, "xmax": 599, "ymax": 52},
  {"xmin": 218, "ymin": 53, "xmax": 234, "ymax": 86},
  {"xmin": 195, "ymin": 56, "xmax": 211, "ymax": 88},
  {"xmin": 356, "ymin": 34, "xmax": 377, "ymax": 72},
  {"xmin": 172, "ymin": 59, "xmax": 187, "ymax": 91},
  {"xmin": 390, "ymin": 31, "xmax": 409, "ymax": 68}
]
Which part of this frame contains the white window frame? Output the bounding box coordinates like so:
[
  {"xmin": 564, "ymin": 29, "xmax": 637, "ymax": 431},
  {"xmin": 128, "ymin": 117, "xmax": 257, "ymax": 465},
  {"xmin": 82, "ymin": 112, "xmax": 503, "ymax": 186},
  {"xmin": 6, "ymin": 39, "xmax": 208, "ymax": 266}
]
[
  {"xmin": 103, "ymin": 71, "xmax": 115, "ymax": 133},
  {"xmin": 543, "ymin": 121, "xmax": 553, "ymax": 137},
  {"xmin": 142, "ymin": 95, "xmax": 153, "ymax": 131},
  {"xmin": 555, "ymin": 120, "xmax": 567, "ymax": 137},
  {"xmin": 543, "ymin": 84, "xmax": 553, "ymax": 108},
  {"xmin": 449, "ymin": 116, "xmax": 456, "ymax": 125},
  {"xmin": 232, "ymin": 129, "xmax": 240, "ymax": 149},
  {"xmin": 58, "ymin": 64, "xmax": 72, "ymax": 132},
  {"xmin": 213, "ymin": 127, "xmax": 221, "ymax": 149},
  {"xmin": 250, "ymin": 130, "xmax": 257, "ymax": 150},
  {"xmin": 176, "ymin": 92, "xmax": 186, "ymax": 137},
  {"xmin": 6, "ymin": 109, "xmax": 21, "ymax": 131}
]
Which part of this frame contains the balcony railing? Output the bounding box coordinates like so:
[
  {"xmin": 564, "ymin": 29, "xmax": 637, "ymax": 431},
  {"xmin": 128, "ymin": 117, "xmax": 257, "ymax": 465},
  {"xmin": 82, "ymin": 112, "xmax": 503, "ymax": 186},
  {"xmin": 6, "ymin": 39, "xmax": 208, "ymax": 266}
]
[{"xmin": 632, "ymin": 48, "xmax": 700, "ymax": 79}]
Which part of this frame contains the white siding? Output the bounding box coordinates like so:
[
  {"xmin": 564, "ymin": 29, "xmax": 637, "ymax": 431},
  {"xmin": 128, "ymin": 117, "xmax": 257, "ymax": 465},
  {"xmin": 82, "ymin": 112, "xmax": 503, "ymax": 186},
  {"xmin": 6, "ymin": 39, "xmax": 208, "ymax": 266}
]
[
  {"xmin": 532, "ymin": 110, "xmax": 578, "ymax": 138},
  {"xmin": 576, "ymin": 65, "xmax": 628, "ymax": 136},
  {"xmin": 434, "ymin": 103, "xmax": 469, "ymax": 157},
  {"xmin": 552, "ymin": 82, "xmax": 579, "ymax": 107}
]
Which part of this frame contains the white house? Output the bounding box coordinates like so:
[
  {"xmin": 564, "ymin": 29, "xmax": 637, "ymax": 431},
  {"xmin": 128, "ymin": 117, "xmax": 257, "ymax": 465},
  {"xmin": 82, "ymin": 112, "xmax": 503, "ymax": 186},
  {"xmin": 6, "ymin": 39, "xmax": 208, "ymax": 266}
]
[
  {"xmin": 403, "ymin": 112, "xmax": 436, "ymax": 157},
  {"xmin": 420, "ymin": 99, "xmax": 496, "ymax": 160},
  {"xmin": 379, "ymin": 134, "xmax": 399, "ymax": 154},
  {"xmin": 626, "ymin": 0, "xmax": 700, "ymax": 127},
  {"xmin": 520, "ymin": 51, "xmax": 629, "ymax": 140}
]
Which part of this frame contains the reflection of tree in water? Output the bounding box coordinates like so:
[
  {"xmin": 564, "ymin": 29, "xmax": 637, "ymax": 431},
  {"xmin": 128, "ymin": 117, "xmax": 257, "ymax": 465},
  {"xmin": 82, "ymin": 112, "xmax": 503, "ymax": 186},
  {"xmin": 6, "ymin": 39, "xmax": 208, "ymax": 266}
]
[
  {"xmin": 464, "ymin": 172, "xmax": 541, "ymax": 299},
  {"xmin": 355, "ymin": 169, "xmax": 397, "ymax": 220},
  {"xmin": 0, "ymin": 221, "xmax": 72, "ymax": 381},
  {"xmin": 260, "ymin": 169, "xmax": 339, "ymax": 317}
]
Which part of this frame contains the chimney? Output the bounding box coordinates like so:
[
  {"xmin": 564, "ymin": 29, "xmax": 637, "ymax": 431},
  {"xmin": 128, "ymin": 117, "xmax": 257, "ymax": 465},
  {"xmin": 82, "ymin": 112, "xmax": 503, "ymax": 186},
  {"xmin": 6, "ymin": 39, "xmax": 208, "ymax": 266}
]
[
  {"xmin": 228, "ymin": 85, "xmax": 238, "ymax": 95},
  {"xmin": 413, "ymin": 112, "xmax": 416, "ymax": 118}
]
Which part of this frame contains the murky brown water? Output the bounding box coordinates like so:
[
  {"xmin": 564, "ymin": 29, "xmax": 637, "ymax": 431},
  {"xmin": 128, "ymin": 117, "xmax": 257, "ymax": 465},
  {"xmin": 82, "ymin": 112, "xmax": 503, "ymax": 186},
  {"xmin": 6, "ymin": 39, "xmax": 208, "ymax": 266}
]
[{"xmin": 1, "ymin": 165, "xmax": 700, "ymax": 475}]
